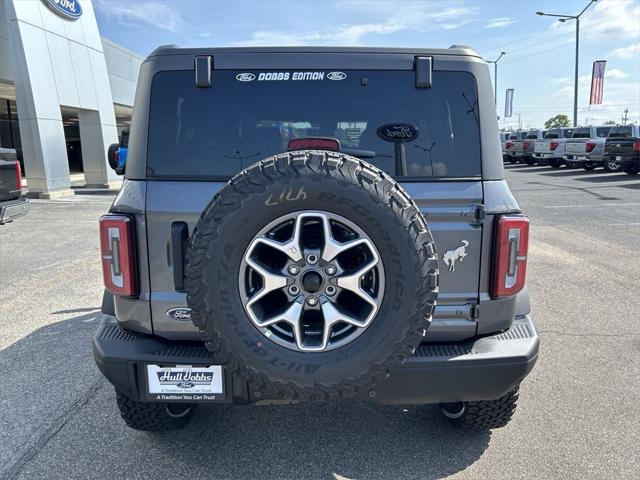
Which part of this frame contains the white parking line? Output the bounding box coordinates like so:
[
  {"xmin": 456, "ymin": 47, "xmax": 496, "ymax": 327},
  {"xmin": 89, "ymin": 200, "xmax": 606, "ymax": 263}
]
[{"xmin": 545, "ymin": 203, "xmax": 640, "ymax": 208}]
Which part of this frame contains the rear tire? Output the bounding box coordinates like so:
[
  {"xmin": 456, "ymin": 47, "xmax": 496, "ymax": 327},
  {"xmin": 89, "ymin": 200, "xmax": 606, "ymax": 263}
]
[
  {"xmin": 583, "ymin": 163, "xmax": 596, "ymax": 171},
  {"xmin": 603, "ymin": 158, "xmax": 621, "ymax": 172},
  {"xmin": 623, "ymin": 163, "xmax": 640, "ymax": 175},
  {"xmin": 524, "ymin": 157, "xmax": 534, "ymax": 165},
  {"xmin": 549, "ymin": 159, "xmax": 563, "ymax": 168},
  {"xmin": 440, "ymin": 387, "xmax": 519, "ymax": 430},
  {"xmin": 115, "ymin": 390, "xmax": 196, "ymax": 431}
]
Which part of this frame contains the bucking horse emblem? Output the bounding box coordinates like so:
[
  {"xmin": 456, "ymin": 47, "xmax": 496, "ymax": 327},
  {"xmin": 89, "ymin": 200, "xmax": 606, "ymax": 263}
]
[{"xmin": 442, "ymin": 240, "xmax": 470, "ymax": 272}]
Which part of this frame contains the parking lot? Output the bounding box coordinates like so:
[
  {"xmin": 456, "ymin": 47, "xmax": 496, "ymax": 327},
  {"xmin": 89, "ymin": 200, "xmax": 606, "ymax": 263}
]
[{"xmin": 1, "ymin": 166, "xmax": 639, "ymax": 480}]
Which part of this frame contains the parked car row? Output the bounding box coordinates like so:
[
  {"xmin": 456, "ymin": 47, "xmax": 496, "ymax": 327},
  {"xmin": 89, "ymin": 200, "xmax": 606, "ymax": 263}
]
[{"xmin": 501, "ymin": 125, "xmax": 640, "ymax": 175}]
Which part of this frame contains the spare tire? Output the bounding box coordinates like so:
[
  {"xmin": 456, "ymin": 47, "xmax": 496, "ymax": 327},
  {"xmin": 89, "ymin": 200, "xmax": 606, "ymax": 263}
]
[{"xmin": 185, "ymin": 151, "xmax": 439, "ymax": 400}]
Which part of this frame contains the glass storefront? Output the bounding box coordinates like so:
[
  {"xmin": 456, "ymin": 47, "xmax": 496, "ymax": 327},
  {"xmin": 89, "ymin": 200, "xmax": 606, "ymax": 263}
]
[{"xmin": 0, "ymin": 99, "xmax": 22, "ymax": 164}]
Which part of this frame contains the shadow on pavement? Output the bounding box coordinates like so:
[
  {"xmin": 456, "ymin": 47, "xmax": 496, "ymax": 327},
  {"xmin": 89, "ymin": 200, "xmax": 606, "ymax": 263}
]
[
  {"xmin": 572, "ymin": 174, "xmax": 638, "ymax": 183},
  {"xmin": 1, "ymin": 313, "xmax": 491, "ymax": 480}
]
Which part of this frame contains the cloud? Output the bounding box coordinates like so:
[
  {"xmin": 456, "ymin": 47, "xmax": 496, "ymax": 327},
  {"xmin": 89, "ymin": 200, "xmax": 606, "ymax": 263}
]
[
  {"xmin": 606, "ymin": 69, "xmax": 629, "ymax": 79},
  {"xmin": 233, "ymin": 5, "xmax": 479, "ymax": 46},
  {"xmin": 610, "ymin": 42, "xmax": 640, "ymax": 59},
  {"xmin": 94, "ymin": 1, "xmax": 183, "ymax": 33},
  {"xmin": 549, "ymin": 0, "xmax": 639, "ymax": 41},
  {"xmin": 485, "ymin": 17, "xmax": 516, "ymax": 29}
]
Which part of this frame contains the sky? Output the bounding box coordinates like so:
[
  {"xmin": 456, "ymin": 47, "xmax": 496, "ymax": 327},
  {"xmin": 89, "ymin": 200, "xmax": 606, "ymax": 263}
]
[{"xmin": 93, "ymin": 0, "xmax": 640, "ymax": 129}]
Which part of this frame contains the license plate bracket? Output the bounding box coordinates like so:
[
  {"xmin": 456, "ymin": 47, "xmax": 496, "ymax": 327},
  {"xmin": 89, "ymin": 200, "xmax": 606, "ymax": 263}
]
[{"xmin": 143, "ymin": 364, "xmax": 226, "ymax": 402}]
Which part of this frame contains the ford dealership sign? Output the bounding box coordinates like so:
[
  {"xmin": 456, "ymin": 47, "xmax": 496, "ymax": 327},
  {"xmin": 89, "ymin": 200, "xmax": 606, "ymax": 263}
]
[{"xmin": 42, "ymin": 0, "xmax": 83, "ymax": 20}]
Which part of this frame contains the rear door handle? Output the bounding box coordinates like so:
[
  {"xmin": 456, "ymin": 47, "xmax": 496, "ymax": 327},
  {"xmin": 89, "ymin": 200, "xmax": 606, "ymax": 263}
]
[{"xmin": 171, "ymin": 222, "xmax": 189, "ymax": 291}]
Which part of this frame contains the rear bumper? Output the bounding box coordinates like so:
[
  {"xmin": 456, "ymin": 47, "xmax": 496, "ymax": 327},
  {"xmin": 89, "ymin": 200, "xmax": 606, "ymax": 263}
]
[
  {"xmin": 563, "ymin": 154, "xmax": 603, "ymax": 163},
  {"xmin": 93, "ymin": 315, "xmax": 539, "ymax": 405},
  {"xmin": 0, "ymin": 197, "xmax": 29, "ymax": 225},
  {"xmin": 606, "ymin": 154, "xmax": 640, "ymax": 166}
]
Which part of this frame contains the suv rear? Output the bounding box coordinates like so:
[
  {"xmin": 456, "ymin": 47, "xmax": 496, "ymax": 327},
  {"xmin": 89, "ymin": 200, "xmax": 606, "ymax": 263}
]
[
  {"xmin": 605, "ymin": 125, "xmax": 640, "ymax": 175},
  {"xmin": 515, "ymin": 129, "xmax": 545, "ymax": 165},
  {"xmin": 533, "ymin": 127, "xmax": 574, "ymax": 167},
  {"xmin": 93, "ymin": 46, "xmax": 538, "ymax": 432}
]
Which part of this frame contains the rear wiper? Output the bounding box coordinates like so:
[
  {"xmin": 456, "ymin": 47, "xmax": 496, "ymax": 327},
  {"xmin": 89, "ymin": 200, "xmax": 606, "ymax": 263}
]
[{"xmin": 342, "ymin": 148, "xmax": 393, "ymax": 159}]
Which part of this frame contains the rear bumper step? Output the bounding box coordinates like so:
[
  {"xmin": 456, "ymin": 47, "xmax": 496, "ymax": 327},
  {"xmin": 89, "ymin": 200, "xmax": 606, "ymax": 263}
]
[
  {"xmin": 0, "ymin": 197, "xmax": 29, "ymax": 224},
  {"xmin": 93, "ymin": 315, "xmax": 539, "ymax": 404}
]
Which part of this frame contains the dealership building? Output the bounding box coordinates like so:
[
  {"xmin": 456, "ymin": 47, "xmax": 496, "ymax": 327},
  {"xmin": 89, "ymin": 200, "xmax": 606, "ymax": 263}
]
[{"xmin": 0, "ymin": 0, "xmax": 143, "ymax": 197}]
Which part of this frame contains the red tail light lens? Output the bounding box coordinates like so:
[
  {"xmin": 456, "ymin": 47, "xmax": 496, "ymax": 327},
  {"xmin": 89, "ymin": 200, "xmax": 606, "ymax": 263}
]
[
  {"xmin": 550, "ymin": 142, "xmax": 559, "ymax": 151},
  {"xmin": 585, "ymin": 142, "xmax": 596, "ymax": 153},
  {"xmin": 505, "ymin": 142, "xmax": 512, "ymax": 149},
  {"xmin": 523, "ymin": 141, "xmax": 530, "ymax": 149},
  {"xmin": 100, "ymin": 215, "xmax": 137, "ymax": 297},
  {"xmin": 492, "ymin": 215, "xmax": 529, "ymax": 298},
  {"xmin": 633, "ymin": 141, "xmax": 640, "ymax": 153},
  {"xmin": 15, "ymin": 160, "xmax": 22, "ymax": 191},
  {"xmin": 288, "ymin": 138, "xmax": 340, "ymax": 152}
]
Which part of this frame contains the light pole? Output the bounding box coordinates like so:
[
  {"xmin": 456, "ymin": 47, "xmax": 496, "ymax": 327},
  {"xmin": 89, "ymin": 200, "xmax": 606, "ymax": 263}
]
[
  {"xmin": 487, "ymin": 51, "xmax": 506, "ymax": 108},
  {"xmin": 536, "ymin": 0, "xmax": 597, "ymax": 127}
]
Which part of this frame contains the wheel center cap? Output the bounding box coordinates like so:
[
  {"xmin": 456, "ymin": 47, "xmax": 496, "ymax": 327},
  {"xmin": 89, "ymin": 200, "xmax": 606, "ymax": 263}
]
[{"xmin": 301, "ymin": 271, "xmax": 323, "ymax": 293}]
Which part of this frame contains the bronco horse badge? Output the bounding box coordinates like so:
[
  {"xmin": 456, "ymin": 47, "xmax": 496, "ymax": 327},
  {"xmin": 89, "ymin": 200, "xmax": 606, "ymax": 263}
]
[{"xmin": 442, "ymin": 240, "xmax": 470, "ymax": 272}]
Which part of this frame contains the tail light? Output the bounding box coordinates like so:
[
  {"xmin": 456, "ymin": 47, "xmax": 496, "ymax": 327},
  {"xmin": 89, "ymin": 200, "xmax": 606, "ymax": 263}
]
[
  {"xmin": 633, "ymin": 141, "xmax": 640, "ymax": 153},
  {"xmin": 505, "ymin": 142, "xmax": 512, "ymax": 149},
  {"xmin": 15, "ymin": 160, "xmax": 22, "ymax": 191},
  {"xmin": 550, "ymin": 142, "xmax": 559, "ymax": 151},
  {"xmin": 585, "ymin": 142, "xmax": 596, "ymax": 153},
  {"xmin": 288, "ymin": 138, "xmax": 340, "ymax": 152},
  {"xmin": 99, "ymin": 215, "xmax": 137, "ymax": 297},
  {"xmin": 492, "ymin": 215, "xmax": 529, "ymax": 298},
  {"xmin": 523, "ymin": 141, "xmax": 530, "ymax": 149}
]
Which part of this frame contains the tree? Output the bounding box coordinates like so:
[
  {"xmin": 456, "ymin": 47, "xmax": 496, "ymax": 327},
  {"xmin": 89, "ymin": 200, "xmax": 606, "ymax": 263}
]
[{"xmin": 544, "ymin": 114, "xmax": 571, "ymax": 129}]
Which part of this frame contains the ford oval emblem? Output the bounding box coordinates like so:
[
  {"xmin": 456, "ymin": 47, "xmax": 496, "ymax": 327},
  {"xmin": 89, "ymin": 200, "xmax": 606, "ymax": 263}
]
[
  {"xmin": 166, "ymin": 307, "xmax": 192, "ymax": 321},
  {"xmin": 236, "ymin": 73, "xmax": 256, "ymax": 82},
  {"xmin": 376, "ymin": 123, "xmax": 419, "ymax": 143},
  {"xmin": 327, "ymin": 71, "xmax": 347, "ymax": 81},
  {"xmin": 177, "ymin": 382, "xmax": 195, "ymax": 389},
  {"xmin": 41, "ymin": 0, "xmax": 82, "ymax": 20}
]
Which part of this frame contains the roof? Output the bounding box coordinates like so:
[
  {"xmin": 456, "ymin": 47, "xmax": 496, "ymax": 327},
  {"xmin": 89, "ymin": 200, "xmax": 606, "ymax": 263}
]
[{"xmin": 148, "ymin": 45, "xmax": 480, "ymax": 59}]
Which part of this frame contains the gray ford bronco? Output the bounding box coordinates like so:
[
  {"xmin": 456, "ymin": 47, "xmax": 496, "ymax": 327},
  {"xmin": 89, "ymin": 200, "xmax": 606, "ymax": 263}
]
[{"xmin": 94, "ymin": 46, "xmax": 538, "ymax": 432}]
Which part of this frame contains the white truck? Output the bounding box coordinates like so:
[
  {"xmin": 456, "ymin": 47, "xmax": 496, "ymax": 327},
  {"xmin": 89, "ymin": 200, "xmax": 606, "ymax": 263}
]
[
  {"xmin": 563, "ymin": 126, "xmax": 617, "ymax": 171},
  {"xmin": 532, "ymin": 127, "xmax": 575, "ymax": 168}
]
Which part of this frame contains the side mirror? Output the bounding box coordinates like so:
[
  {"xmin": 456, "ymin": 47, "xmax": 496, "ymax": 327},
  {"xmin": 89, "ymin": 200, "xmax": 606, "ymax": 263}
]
[{"xmin": 107, "ymin": 143, "xmax": 124, "ymax": 175}]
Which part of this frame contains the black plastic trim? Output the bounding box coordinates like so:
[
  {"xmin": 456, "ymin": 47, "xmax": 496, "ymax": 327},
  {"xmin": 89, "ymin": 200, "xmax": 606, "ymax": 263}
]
[{"xmin": 93, "ymin": 314, "xmax": 538, "ymax": 404}]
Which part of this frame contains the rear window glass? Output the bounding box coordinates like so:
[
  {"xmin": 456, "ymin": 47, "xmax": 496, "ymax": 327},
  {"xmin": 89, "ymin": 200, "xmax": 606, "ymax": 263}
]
[
  {"xmin": 571, "ymin": 128, "xmax": 591, "ymax": 139},
  {"xmin": 545, "ymin": 129, "xmax": 560, "ymax": 139},
  {"xmin": 609, "ymin": 126, "xmax": 633, "ymax": 138},
  {"xmin": 147, "ymin": 70, "xmax": 481, "ymax": 179},
  {"xmin": 525, "ymin": 131, "xmax": 539, "ymax": 139},
  {"xmin": 596, "ymin": 127, "xmax": 611, "ymax": 137},
  {"xmin": 563, "ymin": 129, "xmax": 574, "ymax": 138}
]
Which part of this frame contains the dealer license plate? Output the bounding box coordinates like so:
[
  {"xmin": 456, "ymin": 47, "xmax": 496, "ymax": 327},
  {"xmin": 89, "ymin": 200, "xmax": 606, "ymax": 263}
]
[
  {"xmin": 147, "ymin": 365, "xmax": 223, "ymax": 400},
  {"xmin": 616, "ymin": 156, "xmax": 622, "ymax": 161}
]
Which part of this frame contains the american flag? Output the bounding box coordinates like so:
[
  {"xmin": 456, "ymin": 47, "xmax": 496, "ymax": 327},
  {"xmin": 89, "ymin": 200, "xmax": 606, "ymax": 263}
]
[{"xmin": 589, "ymin": 60, "xmax": 607, "ymax": 105}]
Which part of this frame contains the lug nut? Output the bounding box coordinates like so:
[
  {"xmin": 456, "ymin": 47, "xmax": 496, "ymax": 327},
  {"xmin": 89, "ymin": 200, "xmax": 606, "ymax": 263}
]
[
  {"xmin": 325, "ymin": 265, "xmax": 337, "ymax": 276},
  {"xmin": 306, "ymin": 296, "xmax": 318, "ymax": 306},
  {"xmin": 288, "ymin": 265, "xmax": 300, "ymax": 275},
  {"xmin": 325, "ymin": 285, "xmax": 336, "ymax": 296},
  {"xmin": 288, "ymin": 285, "xmax": 300, "ymax": 296},
  {"xmin": 306, "ymin": 254, "xmax": 318, "ymax": 265}
]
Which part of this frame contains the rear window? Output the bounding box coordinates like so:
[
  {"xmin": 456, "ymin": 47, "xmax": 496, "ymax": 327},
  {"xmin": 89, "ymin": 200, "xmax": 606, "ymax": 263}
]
[
  {"xmin": 545, "ymin": 129, "xmax": 560, "ymax": 139},
  {"xmin": 147, "ymin": 70, "xmax": 482, "ymax": 179},
  {"xmin": 563, "ymin": 129, "xmax": 574, "ymax": 138},
  {"xmin": 571, "ymin": 128, "xmax": 591, "ymax": 139},
  {"xmin": 525, "ymin": 131, "xmax": 539, "ymax": 139},
  {"xmin": 596, "ymin": 127, "xmax": 611, "ymax": 137},
  {"xmin": 609, "ymin": 126, "xmax": 633, "ymax": 138}
]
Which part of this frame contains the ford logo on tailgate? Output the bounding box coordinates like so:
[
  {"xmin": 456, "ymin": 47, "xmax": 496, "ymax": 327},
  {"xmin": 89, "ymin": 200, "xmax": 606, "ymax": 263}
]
[
  {"xmin": 376, "ymin": 123, "xmax": 419, "ymax": 143},
  {"xmin": 166, "ymin": 307, "xmax": 192, "ymax": 321},
  {"xmin": 41, "ymin": 0, "xmax": 83, "ymax": 20}
]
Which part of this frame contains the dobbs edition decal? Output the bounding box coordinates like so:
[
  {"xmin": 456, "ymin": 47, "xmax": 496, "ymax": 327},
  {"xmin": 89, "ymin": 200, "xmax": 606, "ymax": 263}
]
[{"xmin": 41, "ymin": 0, "xmax": 82, "ymax": 20}]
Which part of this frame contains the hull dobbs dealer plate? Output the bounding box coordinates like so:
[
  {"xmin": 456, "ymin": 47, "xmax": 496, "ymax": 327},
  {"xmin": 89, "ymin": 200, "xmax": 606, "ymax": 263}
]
[{"xmin": 146, "ymin": 365, "xmax": 223, "ymax": 401}]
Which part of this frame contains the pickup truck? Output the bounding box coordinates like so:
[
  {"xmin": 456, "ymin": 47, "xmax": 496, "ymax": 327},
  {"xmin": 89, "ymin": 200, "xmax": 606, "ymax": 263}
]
[
  {"xmin": 500, "ymin": 132, "xmax": 510, "ymax": 162},
  {"xmin": 0, "ymin": 147, "xmax": 29, "ymax": 225},
  {"xmin": 532, "ymin": 127, "xmax": 574, "ymax": 167},
  {"xmin": 513, "ymin": 129, "xmax": 545, "ymax": 165},
  {"xmin": 604, "ymin": 125, "xmax": 640, "ymax": 175},
  {"xmin": 564, "ymin": 126, "xmax": 612, "ymax": 170},
  {"xmin": 505, "ymin": 131, "xmax": 526, "ymax": 164}
]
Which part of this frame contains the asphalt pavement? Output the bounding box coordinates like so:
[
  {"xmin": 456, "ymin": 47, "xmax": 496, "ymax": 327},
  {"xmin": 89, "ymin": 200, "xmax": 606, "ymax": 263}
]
[{"xmin": 1, "ymin": 166, "xmax": 639, "ymax": 479}]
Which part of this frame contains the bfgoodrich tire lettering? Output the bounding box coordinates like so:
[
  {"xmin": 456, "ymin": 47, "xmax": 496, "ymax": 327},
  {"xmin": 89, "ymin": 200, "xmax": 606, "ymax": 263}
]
[{"xmin": 185, "ymin": 151, "xmax": 439, "ymax": 400}]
